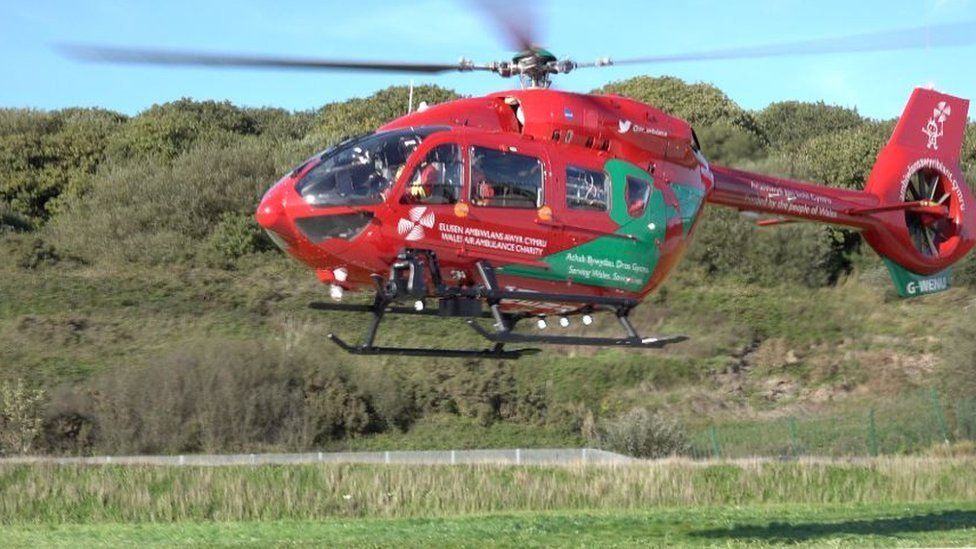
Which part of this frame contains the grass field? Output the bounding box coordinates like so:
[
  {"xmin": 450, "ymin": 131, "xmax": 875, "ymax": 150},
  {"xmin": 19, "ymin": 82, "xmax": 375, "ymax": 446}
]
[
  {"xmin": 2, "ymin": 458, "xmax": 976, "ymax": 546},
  {"xmin": 4, "ymin": 503, "xmax": 976, "ymax": 547}
]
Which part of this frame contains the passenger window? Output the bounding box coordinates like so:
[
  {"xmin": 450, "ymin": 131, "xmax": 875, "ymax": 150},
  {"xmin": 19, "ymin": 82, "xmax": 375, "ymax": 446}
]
[
  {"xmin": 566, "ymin": 166, "xmax": 609, "ymax": 212},
  {"xmin": 403, "ymin": 144, "xmax": 463, "ymax": 205},
  {"xmin": 625, "ymin": 176, "xmax": 650, "ymax": 218},
  {"xmin": 470, "ymin": 146, "xmax": 543, "ymax": 208}
]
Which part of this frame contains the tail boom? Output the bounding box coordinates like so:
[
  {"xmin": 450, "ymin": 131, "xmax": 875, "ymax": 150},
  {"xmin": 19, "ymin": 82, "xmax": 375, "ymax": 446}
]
[
  {"xmin": 707, "ymin": 165, "xmax": 882, "ymax": 230},
  {"xmin": 703, "ymin": 87, "xmax": 974, "ymax": 288}
]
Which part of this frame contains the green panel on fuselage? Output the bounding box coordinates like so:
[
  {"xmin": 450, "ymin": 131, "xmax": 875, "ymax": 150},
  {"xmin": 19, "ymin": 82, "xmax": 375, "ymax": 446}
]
[{"xmin": 502, "ymin": 159, "xmax": 667, "ymax": 292}]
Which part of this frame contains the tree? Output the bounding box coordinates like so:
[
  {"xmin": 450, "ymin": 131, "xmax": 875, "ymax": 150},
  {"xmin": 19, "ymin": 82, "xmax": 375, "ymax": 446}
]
[
  {"xmin": 0, "ymin": 108, "xmax": 125, "ymax": 221},
  {"xmin": 307, "ymin": 85, "xmax": 461, "ymax": 149},
  {"xmin": 596, "ymin": 76, "xmax": 765, "ymax": 142},
  {"xmin": 790, "ymin": 121, "xmax": 893, "ymax": 190},
  {"xmin": 757, "ymin": 101, "xmax": 865, "ymax": 151},
  {"xmin": 105, "ymin": 98, "xmax": 259, "ymax": 161}
]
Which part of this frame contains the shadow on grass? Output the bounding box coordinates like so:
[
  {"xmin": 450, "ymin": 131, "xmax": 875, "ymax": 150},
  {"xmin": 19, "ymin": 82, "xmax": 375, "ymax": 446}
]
[{"xmin": 694, "ymin": 510, "xmax": 976, "ymax": 543}]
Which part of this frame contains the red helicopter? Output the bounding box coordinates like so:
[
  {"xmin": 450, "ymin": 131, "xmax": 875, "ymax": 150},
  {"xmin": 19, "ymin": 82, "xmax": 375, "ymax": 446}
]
[{"xmin": 67, "ymin": 8, "xmax": 976, "ymax": 359}]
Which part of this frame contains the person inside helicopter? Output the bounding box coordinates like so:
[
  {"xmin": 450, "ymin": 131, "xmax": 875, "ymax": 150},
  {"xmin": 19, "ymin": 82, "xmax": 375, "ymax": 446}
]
[
  {"xmin": 404, "ymin": 143, "xmax": 463, "ymax": 204},
  {"xmin": 295, "ymin": 127, "xmax": 444, "ymax": 207},
  {"xmin": 470, "ymin": 146, "xmax": 541, "ymax": 208}
]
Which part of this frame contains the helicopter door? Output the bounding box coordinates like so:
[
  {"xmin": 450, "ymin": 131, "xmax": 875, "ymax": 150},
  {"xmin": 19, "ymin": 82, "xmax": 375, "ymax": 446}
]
[{"xmin": 465, "ymin": 142, "xmax": 551, "ymax": 263}]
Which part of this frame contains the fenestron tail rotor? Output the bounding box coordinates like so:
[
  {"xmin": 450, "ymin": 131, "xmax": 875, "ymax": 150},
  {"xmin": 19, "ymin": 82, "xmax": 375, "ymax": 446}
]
[{"xmin": 904, "ymin": 169, "xmax": 957, "ymax": 258}]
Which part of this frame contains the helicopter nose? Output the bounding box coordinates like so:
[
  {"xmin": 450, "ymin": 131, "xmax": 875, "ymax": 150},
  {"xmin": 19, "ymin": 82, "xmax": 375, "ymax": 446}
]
[{"xmin": 256, "ymin": 186, "xmax": 285, "ymax": 230}]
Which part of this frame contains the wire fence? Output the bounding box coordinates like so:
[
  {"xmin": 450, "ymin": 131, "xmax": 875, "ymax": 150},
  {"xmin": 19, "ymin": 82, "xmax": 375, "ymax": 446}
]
[
  {"xmin": 685, "ymin": 388, "xmax": 976, "ymax": 459},
  {"xmin": 0, "ymin": 448, "xmax": 634, "ymax": 467}
]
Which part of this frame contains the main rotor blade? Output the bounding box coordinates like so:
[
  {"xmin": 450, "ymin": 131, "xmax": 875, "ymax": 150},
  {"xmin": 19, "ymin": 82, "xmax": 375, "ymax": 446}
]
[
  {"xmin": 470, "ymin": 0, "xmax": 539, "ymax": 52},
  {"xmin": 60, "ymin": 45, "xmax": 490, "ymax": 74},
  {"xmin": 608, "ymin": 20, "xmax": 976, "ymax": 66}
]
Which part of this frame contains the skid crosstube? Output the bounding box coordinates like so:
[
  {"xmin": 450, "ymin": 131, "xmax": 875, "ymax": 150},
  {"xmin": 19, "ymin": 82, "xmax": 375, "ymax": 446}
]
[
  {"xmin": 316, "ymin": 252, "xmax": 687, "ymax": 359},
  {"xmin": 466, "ymin": 321, "xmax": 687, "ymax": 349}
]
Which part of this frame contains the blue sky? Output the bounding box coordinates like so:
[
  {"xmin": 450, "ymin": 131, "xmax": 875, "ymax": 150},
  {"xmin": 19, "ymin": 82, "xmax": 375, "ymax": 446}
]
[{"xmin": 1, "ymin": 0, "xmax": 974, "ymax": 120}]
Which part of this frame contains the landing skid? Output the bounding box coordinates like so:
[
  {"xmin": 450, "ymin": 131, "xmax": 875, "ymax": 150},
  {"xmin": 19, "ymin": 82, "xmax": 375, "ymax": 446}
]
[
  {"xmin": 314, "ymin": 249, "xmax": 687, "ymax": 359},
  {"xmin": 327, "ymin": 333, "xmax": 537, "ymax": 359}
]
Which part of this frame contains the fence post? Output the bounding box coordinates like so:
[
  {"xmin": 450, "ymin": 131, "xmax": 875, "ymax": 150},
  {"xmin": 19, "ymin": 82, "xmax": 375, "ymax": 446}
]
[
  {"xmin": 867, "ymin": 408, "xmax": 879, "ymax": 457},
  {"xmin": 788, "ymin": 416, "xmax": 800, "ymax": 456},
  {"xmin": 930, "ymin": 387, "xmax": 950, "ymax": 444},
  {"xmin": 709, "ymin": 426, "xmax": 721, "ymax": 459}
]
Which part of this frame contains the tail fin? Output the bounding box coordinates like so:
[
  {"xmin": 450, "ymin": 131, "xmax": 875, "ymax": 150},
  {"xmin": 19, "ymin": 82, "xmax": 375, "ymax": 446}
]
[
  {"xmin": 862, "ymin": 88, "xmax": 974, "ymax": 296},
  {"xmin": 887, "ymin": 88, "xmax": 968, "ymax": 160}
]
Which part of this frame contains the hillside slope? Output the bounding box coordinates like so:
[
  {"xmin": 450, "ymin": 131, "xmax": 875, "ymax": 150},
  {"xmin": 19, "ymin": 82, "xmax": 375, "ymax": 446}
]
[{"xmin": 1, "ymin": 79, "xmax": 974, "ymax": 458}]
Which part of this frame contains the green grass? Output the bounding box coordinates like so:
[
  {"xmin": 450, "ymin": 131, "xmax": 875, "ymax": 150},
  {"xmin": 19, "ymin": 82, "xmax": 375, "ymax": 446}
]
[
  {"xmin": 3, "ymin": 503, "xmax": 976, "ymax": 547},
  {"xmin": 3, "ymin": 458, "xmax": 976, "ymax": 524}
]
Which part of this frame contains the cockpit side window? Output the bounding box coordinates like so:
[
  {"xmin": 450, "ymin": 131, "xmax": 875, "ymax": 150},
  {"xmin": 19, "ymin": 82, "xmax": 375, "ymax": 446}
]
[
  {"xmin": 402, "ymin": 144, "xmax": 463, "ymax": 205},
  {"xmin": 295, "ymin": 127, "xmax": 445, "ymax": 207}
]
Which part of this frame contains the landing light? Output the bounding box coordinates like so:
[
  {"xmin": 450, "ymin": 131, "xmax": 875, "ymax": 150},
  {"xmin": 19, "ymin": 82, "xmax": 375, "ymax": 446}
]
[
  {"xmin": 334, "ymin": 268, "xmax": 349, "ymax": 283},
  {"xmin": 582, "ymin": 314, "xmax": 594, "ymax": 326},
  {"xmin": 330, "ymin": 284, "xmax": 344, "ymax": 301},
  {"xmin": 536, "ymin": 318, "xmax": 548, "ymax": 330},
  {"xmin": 559, "ymin": 317, "xmax": 570, "ymax": 328}
]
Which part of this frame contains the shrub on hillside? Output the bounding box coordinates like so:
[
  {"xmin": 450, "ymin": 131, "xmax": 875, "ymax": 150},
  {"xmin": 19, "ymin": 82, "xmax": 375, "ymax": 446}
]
[
  {"xmin": 790, "ymin": 122, "xmax": 893, "ymax": 190},
  {"xmin": 248, "ymin": 107, "xmax": 316, "ymax": 142},
  {"xmin": 47, "ymin": 137, "xmax": 281, "ymax": 265},
  {"xmin": 686, "ymin": 207, "xmax": 839, "ymax": 287},
  {"xmin": 695, "ymin": 123, "xmax": 765, "ymax": 166},
  {"xmin": 955, "ymin": 251, "xmax": 976, "ymax": 289},
  {"xmin": 757, "ymin": 101, "xmax": 865, "ymax": 151},
  {"xmin": 594, "ymin": 407, "xmax": 690, "ymax": 459},
  {"xmin": 307, "ymin": 85, "xmax": 461, "ymax": 149},
  {"xmin": 105, "ymin": 99, "xmax": 259, "ymax": 161},
  {"xmin": 10, "ymin": 236, "xmax": 62, "ymax": 269},
  {"xmin": 303, "ymin": 367, "xmax": 377, "ymax": 443},
  {"xmin": 964, "ymin": 123, "xmax": 975, "ymax": 170},
  {"xmin": 49, "ymin": 342, "xmax": 313, "ymax": 454},
  {"xmin": 207, "ymin": 211, "xmax": 273, "ymax": 261},
  {"xmin": 0, "ymin": 379, "xmax": 47, "ymax": 455},
  {"xmin": 0, "ymin": 107, "xmax": 125, "ymax": 221},
  {"xmin": 0, "ymin": 201, "xmax": 33, "ymax": 233}
]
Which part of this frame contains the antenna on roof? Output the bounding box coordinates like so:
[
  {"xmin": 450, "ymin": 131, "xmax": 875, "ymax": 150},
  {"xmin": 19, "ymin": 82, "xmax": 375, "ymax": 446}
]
[{"xmin": 408, "ymin": 79, "xmax": 414, "ymax": 114}]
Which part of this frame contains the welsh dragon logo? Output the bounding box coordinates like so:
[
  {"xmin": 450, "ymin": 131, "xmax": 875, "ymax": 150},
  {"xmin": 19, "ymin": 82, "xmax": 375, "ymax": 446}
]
[
  {"xmin": 922, "ymin": 101, "xmax": 952, "ymax": 151},
  {"xmin": 397, "ymin": 206, "xmax": 435, "ymax": 242}
]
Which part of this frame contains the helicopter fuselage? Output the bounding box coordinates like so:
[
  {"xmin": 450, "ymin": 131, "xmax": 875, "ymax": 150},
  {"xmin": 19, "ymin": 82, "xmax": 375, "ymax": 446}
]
[{"xmin": 257, "ymin": 89, "xmax": 711, "ymax": 311}]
